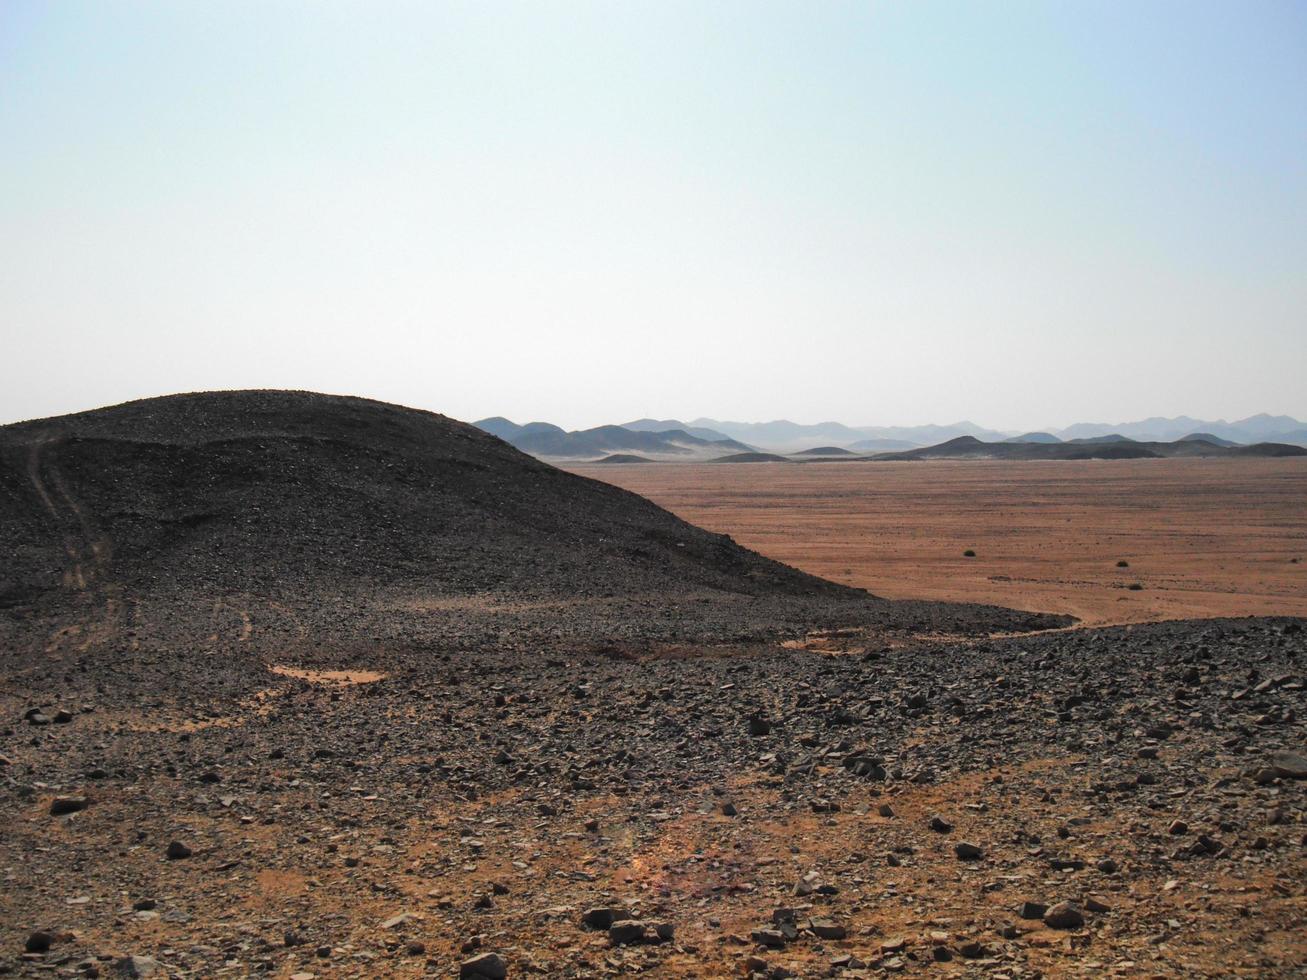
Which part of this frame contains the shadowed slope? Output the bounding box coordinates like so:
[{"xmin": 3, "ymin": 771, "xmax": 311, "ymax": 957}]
[{"xmin": 0, "ymin": 392, "xmax": 1069, "ymax": 666}]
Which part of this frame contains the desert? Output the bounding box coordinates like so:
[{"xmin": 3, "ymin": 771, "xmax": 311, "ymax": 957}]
[
  {"xmin": 4, "ymin": 4, "xmax": 1305, "ymax": 977},
  {"xmin": 2, "ymin": 392, "xmax": 1304, "ymax": 980},
  {"xmin": 568, "ymin": 459, "xmax": 1307, "ymax": 627}
]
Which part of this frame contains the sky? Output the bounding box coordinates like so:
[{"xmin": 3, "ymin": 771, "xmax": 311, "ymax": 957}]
[{"xmin": 2, "ymin": 1, "xmax": 1305, "ymax": 431}]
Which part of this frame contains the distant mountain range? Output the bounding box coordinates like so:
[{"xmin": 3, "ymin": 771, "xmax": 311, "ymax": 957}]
[
  {"xmin": 473, "ymin": 417, "xmax": 752, "ymax": 459},
  {"xmin": 474, "ymin": 413, "xmax": 1307, "ymax": 460},
  {"xmin": 875, "ymin": 434, "xmax": 1306, "ymax": 462}
]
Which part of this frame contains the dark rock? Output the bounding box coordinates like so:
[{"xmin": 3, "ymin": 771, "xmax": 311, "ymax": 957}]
[
  {"xmin": 1043, "ymin": 902, "xmax": 1085, "ymax": 929},
  {"xmin": 954, "ymin": 841, "xmax": 983, "ymax": 860},
  {"xmin": 459, "ymin": 952, "xmax": 506, "ymax": 979},
  {"xmin": 608, "ymin": 920, "xmax": 647, "ymax": 945},
  {"xmin": 164, "ymin": 840, "xmax": 192, "ymax": 859},
  {"xmin": 582, "ymin": 907, "xmax": 629, "ymax": 930},
  {"xmin": 50, "ymin": 795, "xmax": 88, "ymax": 815},
  {"xmin": 24, "ymin": 931, "xmax": 53, "ymax": 953}
]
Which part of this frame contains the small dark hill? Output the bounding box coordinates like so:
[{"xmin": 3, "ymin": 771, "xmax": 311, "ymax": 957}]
[
  {"xmin": 1229, "ymin": 442, "xmax": 1307, "ymax": 458},
  {"xmin": 1068, "ymin": 434, "xmax": 1136, "ymax": 445},
  {"xmin": 596, "ymin": 453, "xmax": 654, "ymax": 464},
  {"xmin": 0, "ymin": 392, "xmax": 852, "ymax": 618},
  {"xmin": 1064, "ymin": 445, "xmax": 1161, "ymax": 460},
  {"xmin": 710, "ymin": 452, "xmax": 793, "ymax": 463},
  {"xmin": 1004, "ymin": 432, "xmax": 1062, "ymax": 444},
  {"xmin": 1180, "ymin": 432, "xmax": 1239, "ymax": 447},
  {"xmin": 472, "ymin": 416, "xmax": 522, "ymax": 440},
  {"xmin": 792, "ymin": 446, "xmax": 857, "ymax": 457},
  {"xmin": 873, "ymin": 435, "xmax": 1300, "ymax": 462}
]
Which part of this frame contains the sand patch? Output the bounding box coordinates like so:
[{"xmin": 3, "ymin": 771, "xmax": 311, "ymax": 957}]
[{"xmin": 269, "ymin": 665, "xmax": 387, "ymax": 685}]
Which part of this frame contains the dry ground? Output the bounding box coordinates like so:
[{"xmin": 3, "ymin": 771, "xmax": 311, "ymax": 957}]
[{"xmin": 568, "ymin": 459, "xmax": 1307, "ymax": 628}]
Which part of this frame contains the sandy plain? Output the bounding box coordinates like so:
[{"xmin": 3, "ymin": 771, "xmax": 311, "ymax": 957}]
[{"xmin": 568, "ymin": 458, "xmax": 1307, "ymax": 628}]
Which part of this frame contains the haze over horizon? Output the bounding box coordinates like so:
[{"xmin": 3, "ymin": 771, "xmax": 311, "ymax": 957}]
[{"xmin": 3, "ymin": 2, "xmax": 1305, "ymax": 430}]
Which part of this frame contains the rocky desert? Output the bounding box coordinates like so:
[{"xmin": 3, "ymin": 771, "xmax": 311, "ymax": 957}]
[{"xmin": 1, "ymin": 392, "xmax": 1303, "ymax": 980}]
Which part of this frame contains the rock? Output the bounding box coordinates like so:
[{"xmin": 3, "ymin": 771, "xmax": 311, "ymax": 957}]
[
  {"xmin": 50, "ymin": 795, "xmax": 88, "ymax": 816},
  {"xmin": 1270, "ymin": 750, "xmax": 1307, "ymax": 779},
  {"xmin": 53, "ymin": 709, "xmax": 74, "ymax": 724},
  {"xmin": 721, "ymin": 801, "xmax": 738, "ymax": 817},
  {"xmin": 1168, "ymin": 819, "xmax": 1188, "ymax": 835},
  {"xmin": 164, "ymin": 840, "xmax": 192, "ymax": 859},
  {"xmin": 1018, "ymin": 901, "xmax": 1047, "ymax": 920},
  {"xmin": 380, "ymin": 912, "xmax": 416, "ymax": 929},
  {"xmin": 115, "ymin": 956, "xmax": 161, "ymax": 977},
  {"xmin": 1096, "ymin": 857, "xmax": 1119, "ymax": 874},
  {"xmin": 748, "ymin": 714, "xmax": 771, "ymax": 736},
  {"xmin": 24, "ymin": 931, "xmax": 54, "ymax": 953},
  {"xmin": 794, "ymin": 870, "xmax": 822, "ymax": 896},
  {"xmin": 751, "ymin": 928, "xmax": 786, "ymax": 949},
  {"xmin": 459, "ymin": 952, "xmax": 507, "ymax": 979},
  {"xmin": 1085, "ymin": 895, "xmax": 1112, "ymax": 913},
  {"xmin": 810, "ymin": 918, "xmax": 846, "ymax": 939},
  {"xmin": 954, "ymin": 841, "xmax": 984, "ymax": 860},
  {"xmin": 877, "ymin": 802, "xmax": 895, "ymax": 818},
  {"xmin": 608, "ymin": 920, "xmax": 647, "ymax": 945},
  {"xmin": 581, "ymin": 907, "xmax": 629, "ymax": 930},
  {"xmin": 26, "ymin": 711, "xmax": 51, "ymax": 726},
  {"xmin": 928, "ymin": 815, "xmax": 953, "ymax": 833},
  {"xmin": 1043, "ymin": 902, "xmax": 1085, "ymax": 929}
]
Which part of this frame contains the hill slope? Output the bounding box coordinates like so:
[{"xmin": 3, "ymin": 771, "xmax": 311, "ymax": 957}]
[{"xmin": 0, "ymin": 392, "xmax": 1064, "ymax": 655}]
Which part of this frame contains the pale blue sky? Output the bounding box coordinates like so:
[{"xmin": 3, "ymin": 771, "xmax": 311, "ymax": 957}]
[{"xmin": 2, "ymin": 1, "xmax": 1304, "ymax": 429}]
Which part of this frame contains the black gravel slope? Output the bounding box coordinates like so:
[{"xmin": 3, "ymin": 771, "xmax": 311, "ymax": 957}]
[{"xmin": 0, "ymin": 391, "xmax": 1067, "ymax": 655}]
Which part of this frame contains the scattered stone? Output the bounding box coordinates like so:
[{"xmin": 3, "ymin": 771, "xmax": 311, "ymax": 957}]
[
  {"xmin": 114, "ymin": 956, "xmax": 161, "ymax": 978},
  {"xmin": 1043, "ymin": 902, "xmax": 1085, "ymax": 929},
  {"xmin": 25, "ymin": 931, "xmax": 54, "ymax": 953},
  {"xmin": 164, "ymin": 841, "xmax": 192, "ymax": 860},
  {"xmin": 954, "ymin": 841, "xmax": 984, "ymax": 860},
  {"xmin": 810, "ymin": 918, "xmax": 846, "ymax": 939},
  {"xmin": 459, "ymin": 952, "xmax": 506, "ymax": 979},
  {"xmin": 1270, "ymin": 750, "xmax": 1307, "ymax": 779},
  {"xmin": 50, "ymin": 795, "xmax": 88, "ymax": 816},
  {"xmin": 582, "ymin": 907, "xmax": 629, "ymax": 930},
  {"xmin": 608, "ymin": 920, "xmax": 648, "ymax": 945}
]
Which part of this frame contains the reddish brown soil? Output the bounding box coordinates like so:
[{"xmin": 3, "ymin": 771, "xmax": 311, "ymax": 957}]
[{"xmin": 568, "ymin": 459, "xmax": 1307, "ymax": 628}]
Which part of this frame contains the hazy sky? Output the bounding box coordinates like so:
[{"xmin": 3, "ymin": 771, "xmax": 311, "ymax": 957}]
[{"xmin": 2, "ymin": 2, "xmax": 1304, "ymax": 430}]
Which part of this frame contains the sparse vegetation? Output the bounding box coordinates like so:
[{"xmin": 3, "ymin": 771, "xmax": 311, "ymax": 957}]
[
  {"xmin": 963, "ymin": 549, "xmax": 976, "ymax": 557},
  {"xmin": 1117, "ymin": 559, "xmax": 1129, "ymax": 568},
  {"xmin": 1127, "ymin": 582, "xmax": 1144, "ymax": 591}
]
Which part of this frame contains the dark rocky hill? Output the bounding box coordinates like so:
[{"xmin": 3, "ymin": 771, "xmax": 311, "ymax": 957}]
[
  {"xmin": 0, "ymin": 392, "xmax": 1062, "ymax": 660},
  {"xmin": 792, "ymin": 446, "xmax": 858, "ymax": 457}
]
